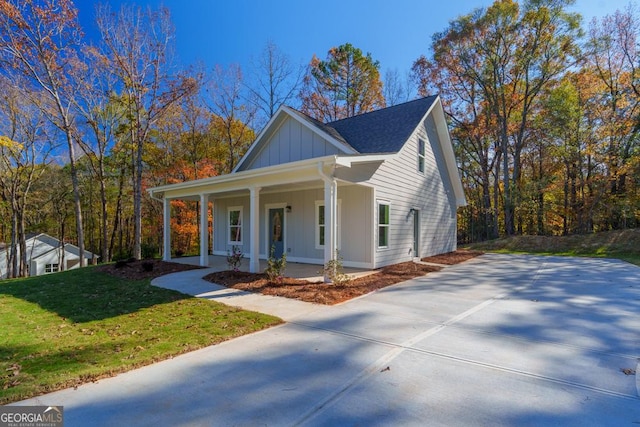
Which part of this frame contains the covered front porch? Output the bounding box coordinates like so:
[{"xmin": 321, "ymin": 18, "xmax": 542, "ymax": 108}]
[
  {"xmin": 169, "ymin": 255, "xmax": 376, "ymax": 282},
  {"xmin": 148, "ymin": 155, "xmax": 386, "ymax": 278}
]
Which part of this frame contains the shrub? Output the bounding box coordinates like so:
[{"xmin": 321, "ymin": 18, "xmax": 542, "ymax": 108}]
[
  {"xmin": 323, "ymin": 251, "xmax": 352, "ymax": 285},
  {"xmin": 226, "ymin": 246, "xmax": 243, "ymax": 272},
  {"xmin": 141, "ymin": 261, "xmax": 154, "ymax": 272},
  {"xmin": 114, "ymin": 260, "xmax": 130, "ymax": 269},
  {"xmin": 141, "ymin": 243, "xmax": 158, "ymax": 259},
  {"xmin": 265, "ymin": 245, "xmax": 286, "ymax": 283}
]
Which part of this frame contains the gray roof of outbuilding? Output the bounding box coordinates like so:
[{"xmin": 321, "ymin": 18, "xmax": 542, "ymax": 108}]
[{"xmin": 322, "ymin": 96, "xmax": 438, "ymax": 154}]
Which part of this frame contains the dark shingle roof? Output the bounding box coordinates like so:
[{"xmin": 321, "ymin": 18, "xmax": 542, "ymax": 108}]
[{"xmin": 323, "ymin": 96, "xmax": 438, "ymax": 154}]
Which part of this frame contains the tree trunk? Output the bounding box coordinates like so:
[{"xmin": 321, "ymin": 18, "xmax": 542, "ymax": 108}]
[
  {"xmin": 109, "ymin": 167, "xmax": 126, "ymax": 260},
  {"xmin": 133, "ymin": 124, "xmax": 144, "ymax": 260},
  {"xmin": 99, "ymin": 171, "xmax": 109, "ymax": 263}
]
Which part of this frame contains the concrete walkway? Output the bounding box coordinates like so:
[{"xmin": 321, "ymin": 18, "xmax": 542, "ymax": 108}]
[
  {"xmin": 151, "ymin": 267, "xmax": 324, "ymax": 321},
  {"xmin": 16, "ymin": 254, "xmax": 640, "ymax": 426}
]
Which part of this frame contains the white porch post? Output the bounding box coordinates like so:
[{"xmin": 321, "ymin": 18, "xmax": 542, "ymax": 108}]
[
  {"xmin": 199, "ymin": 194, "xmax": 209, "ymax": 267},
  {"xmin": 249, "ymin": 186, "xmax": 261, "ymax": 273},
  {"xmin": 162, "ymin": 197, "xmax": 171, "ymax": 261},
  {"xmin": 324, "ymin": 178, "xmax": 338, "ymax": 280}
]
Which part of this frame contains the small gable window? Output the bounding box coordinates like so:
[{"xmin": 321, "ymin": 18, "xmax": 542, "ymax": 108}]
[
  {"xmin": 228, "ymin": 207, "xmax": 243, "ymax": 245},
  {"xmin": 418, "ymin": 138, "xmax": 426, "ymax": 173}
]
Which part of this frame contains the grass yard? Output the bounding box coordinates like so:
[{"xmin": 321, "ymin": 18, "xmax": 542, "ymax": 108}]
[
  {"xmin": 467, "ymin": 228, "xmax": 640, "ymax": 266},
  {"xmin": 0, "ymin": 267, "xmax": 282, "ymax": 404}
]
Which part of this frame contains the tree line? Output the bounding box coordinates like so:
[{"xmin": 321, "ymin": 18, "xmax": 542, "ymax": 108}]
[{"xmin": 0, "ymin": 0, "xmax": 637, "ymax": 278}]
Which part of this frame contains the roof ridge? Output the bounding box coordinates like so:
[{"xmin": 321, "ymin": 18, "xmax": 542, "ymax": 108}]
[{"xmin": 326, "ymin": 95, "xmax": 437, "ymax": 125}]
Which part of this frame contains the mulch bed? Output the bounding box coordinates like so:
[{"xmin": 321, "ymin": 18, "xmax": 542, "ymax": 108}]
[
  {"xmin": 204, "ymin": 261, "xmax": 443, "ymax": 306},
  {"xmin": 97, "ymin": 250, "xmax": 484, "ymax": 305},
  {"xmin": 95, "ymin": 258, "xmax": 203, "ymax": 280}
]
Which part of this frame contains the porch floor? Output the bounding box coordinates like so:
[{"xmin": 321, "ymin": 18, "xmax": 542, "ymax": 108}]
[{"xmin": 169, "ymin": 255, "xmax": 376, "ymax": 282}]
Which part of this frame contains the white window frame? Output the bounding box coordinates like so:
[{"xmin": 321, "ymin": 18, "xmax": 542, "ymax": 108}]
[
  {"xmin": 418, "ymin": 138, "xmax": 426, "ymax": 174},
  {"xmin": 227, "ymin": 206, "xmax": 243, "ymax": 245},
  {"xmin": 45, "ymin": 263, "xmax": 59, "ymax": 273},
  {"xmin": 377, "ymin": 201, "xmax": 390, "ymax": 249},
  {"xmin": 315, "ymin": 200, "xmax": 341, "ymax": 250}
]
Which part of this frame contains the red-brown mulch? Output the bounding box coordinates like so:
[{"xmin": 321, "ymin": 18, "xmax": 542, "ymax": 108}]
[
  {"xmin": 204, "ymin": 261, "xmax": 443, "ymax": 305},
  {"xmin": 96, "ymin": 258, "xmax": 203, "ymax": 280}
]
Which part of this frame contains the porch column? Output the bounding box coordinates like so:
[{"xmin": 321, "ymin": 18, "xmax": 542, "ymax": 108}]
[
  {"xmin": 249, "ymin": 186, "xmax": 261, "ymax": 273},
  {"xmin": 162, "ymin": 197, "xmax": 171, "ymax": 261},
  {"xmin": 199, "ymin": 194, "xmax": 209, "ymax": 267},
  {"xmin": 324, "ymin": 178, "xmax": 338, "ymax": 274}
]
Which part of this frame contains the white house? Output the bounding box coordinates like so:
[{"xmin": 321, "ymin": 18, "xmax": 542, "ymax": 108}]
[
  {"xmin": 0, "ymin": 233, "xmax": 97, "ymax": 279},
  {"xmin": 148, "ymin": 96, "xmax": 466, "ymax": 273}
]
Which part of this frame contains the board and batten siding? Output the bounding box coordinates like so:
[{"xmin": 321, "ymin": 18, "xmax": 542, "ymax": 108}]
[
  {"xmin": 244, "ymin": 117, "xmax": 343, "ymax": 170},
  {"xmin": 211, "ymin": 185, "xmax": 373, "ymax": 267},
  {"xmin": 368, "ymin": 114, "xmax": 458, "ymax": 268}
]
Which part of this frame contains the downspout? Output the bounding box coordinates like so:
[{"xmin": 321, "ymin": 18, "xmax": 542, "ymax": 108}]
[
  {"xmin": 318, "ymin": 160, "xmax": 338, "ymax": 282},
  {"xmin": 148, "ymin": 189, "xmax": 163, "ymax": 203}
]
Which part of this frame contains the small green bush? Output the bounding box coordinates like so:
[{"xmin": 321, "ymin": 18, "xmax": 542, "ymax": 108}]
[
  {"xmin": 265, "ymin": 245, "xmax": 286, "ymax": 283},
  {"xmin": 323, "ymin": 251, "xmax": 352, "ymax": 285}
]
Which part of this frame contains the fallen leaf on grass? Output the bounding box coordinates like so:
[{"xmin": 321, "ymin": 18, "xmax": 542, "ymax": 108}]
[{"xmin": 3, "ymin": 379, "xmax": 20, "ymax": 389}]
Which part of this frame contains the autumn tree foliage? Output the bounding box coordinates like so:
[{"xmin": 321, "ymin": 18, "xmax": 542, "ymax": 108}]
[
  {"xmin": 2, "ymin": 0, "xmax": 640, "ymax": 274},
  {"xmin": 415, "ymin": 0, "xmax": 584, "ymax": 238},
  {"xmin": 95, "ymin": 3, "xmax": 197, "ymax": 260},
  {"xmin": 205, "ymin": 64, "xmax": 257, "ymax": 174},
  {"xmin": 300, "ymin": 43, "xmax": 385, "ymax": 122},
  {"xmin": 0, "ymin": 77, "xmax": 54, "ymax": 277},
  {"xmin": 0, "ymin": 0, "xmax": 88, "ymax": 266}
]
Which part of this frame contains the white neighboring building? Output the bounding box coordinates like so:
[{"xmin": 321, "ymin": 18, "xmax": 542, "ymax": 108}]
[{"xmin": 0, "ymin": 233, "xmax": 97, "ymax": 279}]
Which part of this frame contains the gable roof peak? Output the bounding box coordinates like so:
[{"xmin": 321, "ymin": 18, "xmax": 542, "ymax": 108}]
[{"xmin": 323, "ymin": 96, "xmax": 439, "ymax": 154}]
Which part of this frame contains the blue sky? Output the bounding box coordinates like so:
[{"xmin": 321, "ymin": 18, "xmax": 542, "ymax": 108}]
[{"xmin": 77, "ymin": 0, "xmax": 635, "ymax": 75}]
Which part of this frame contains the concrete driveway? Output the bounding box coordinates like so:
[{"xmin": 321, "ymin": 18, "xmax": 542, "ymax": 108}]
[{"xmin": 19, "ymin": 254, "xmax": 640, "ymax": 426}]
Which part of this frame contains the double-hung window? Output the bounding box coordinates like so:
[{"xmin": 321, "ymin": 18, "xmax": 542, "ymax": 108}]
[
  {"xmin": 315, "ymin": 200, "xmax": 341, "ymax": 249},
  {"xmin": 378, "ymin": 202, "xmax": 390, "ymax": 248},
  {"xmin": 228, "ymin": 207, "xmax": 243, "ymax": 245},
  {"xmin": 418, "ymin": 138, "xmax": 426, "ymax": 173}
]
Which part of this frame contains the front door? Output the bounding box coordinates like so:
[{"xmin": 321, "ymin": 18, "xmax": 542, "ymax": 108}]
[
  {"xmin": 413, "ymin": 209, "xmax": 420, "ymax": 257},
  {"xmin": 269, "ymin": 208, "xmax": 285, "ymax": 258}
]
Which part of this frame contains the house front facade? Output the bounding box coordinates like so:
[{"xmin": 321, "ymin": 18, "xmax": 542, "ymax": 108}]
[{"xmin": 148, "ymin": 96, "xmax": 466, "ymax": 274}]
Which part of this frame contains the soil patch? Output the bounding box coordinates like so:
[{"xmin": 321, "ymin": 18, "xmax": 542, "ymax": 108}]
[
  {"xmin": 96, "ymin": 259, "xmax": 203, "ymax": 280},
  {"xmin": 421, "ymin": 249, "xmax": 484, "ymax": 265}
]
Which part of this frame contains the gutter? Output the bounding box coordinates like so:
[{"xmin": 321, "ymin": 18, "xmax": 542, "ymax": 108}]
[{"xmin": 148, "ymin": 189, "xmax": 164, "ymax": 202}]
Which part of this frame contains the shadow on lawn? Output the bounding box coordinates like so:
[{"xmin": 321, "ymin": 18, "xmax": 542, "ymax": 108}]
[{"xmin": 0, "ymin": 267, "xmax": 190, "ymax": 323}]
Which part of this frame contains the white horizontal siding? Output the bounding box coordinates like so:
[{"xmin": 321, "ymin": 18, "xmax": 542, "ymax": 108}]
[
  {"xmin": 211, "ymin": 185, "xmax": 373, "ymax": 266},
  {"xmin": 369, "ymin": 115, "xmax": 457, "ymax": 268}
]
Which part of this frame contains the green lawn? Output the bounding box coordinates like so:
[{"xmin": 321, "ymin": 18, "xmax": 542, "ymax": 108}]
[
  {"xmin": 466, "ymin": 228, "xmax": 640, "ymax": 266},
  {"xmin": 0, "ymin": 267, "xmax": 282, "ymax": 404}
]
